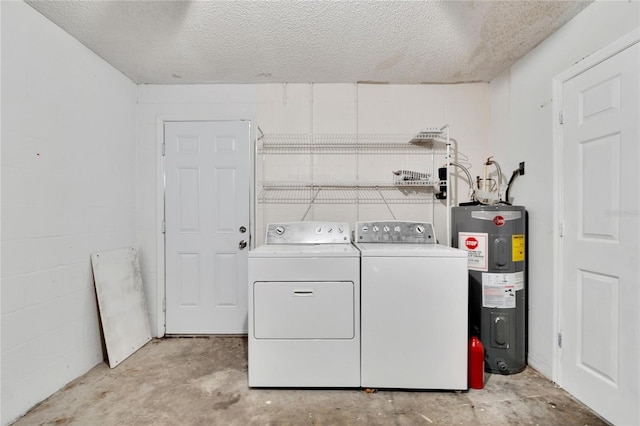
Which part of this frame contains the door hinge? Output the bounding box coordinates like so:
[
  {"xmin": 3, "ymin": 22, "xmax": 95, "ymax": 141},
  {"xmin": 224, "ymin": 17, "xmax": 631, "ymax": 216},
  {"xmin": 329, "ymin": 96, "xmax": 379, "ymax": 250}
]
[
  {"xmin": 559, "ymin": 221, "xmax": 564, "ymax": 238},
  {"xmin": 557, "ymin": 332, "xmax": 563, "ymax": 348},
  {"xmin": 162, "ymin": 142, "xmax": 166, "ymax": 156},
  {"xmin": 162, "ymin": 298, "xmax": 166, "ymax": 312},
  {"xmin": 559, "ymin": 110, "xmax": 564, "ymax": 125},
  {"xmin": 162, "ymin": 220, "xmax": 166, "ymax": 234}
]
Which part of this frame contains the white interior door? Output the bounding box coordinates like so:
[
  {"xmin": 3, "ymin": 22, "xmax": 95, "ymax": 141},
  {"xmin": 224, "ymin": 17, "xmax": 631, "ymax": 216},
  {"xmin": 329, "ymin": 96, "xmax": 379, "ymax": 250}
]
[
  {"xmin": 165, "ymin": 121, "xmax": 251, "ymax": 334},
  {"xmin": 561, "ymin": 42, "xmax": 639, "ymax": 425}
]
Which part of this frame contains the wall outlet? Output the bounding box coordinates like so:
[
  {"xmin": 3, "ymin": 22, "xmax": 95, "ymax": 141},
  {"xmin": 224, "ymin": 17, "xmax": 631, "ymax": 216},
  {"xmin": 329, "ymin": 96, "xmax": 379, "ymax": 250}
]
[{"xmin": 519, "ymin": 161, "xmax": 525, "ymax": 176}]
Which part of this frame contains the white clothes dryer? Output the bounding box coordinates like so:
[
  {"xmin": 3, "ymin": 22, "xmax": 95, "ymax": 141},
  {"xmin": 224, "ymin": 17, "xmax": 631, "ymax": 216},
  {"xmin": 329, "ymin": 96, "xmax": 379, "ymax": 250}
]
[
  {"xmin": 354, "ymin": 220, "xmax": 468, "ymax": 390},
  {"xmin": 248, "ymin": 222, "xmax": 360, "ymax": 387}
]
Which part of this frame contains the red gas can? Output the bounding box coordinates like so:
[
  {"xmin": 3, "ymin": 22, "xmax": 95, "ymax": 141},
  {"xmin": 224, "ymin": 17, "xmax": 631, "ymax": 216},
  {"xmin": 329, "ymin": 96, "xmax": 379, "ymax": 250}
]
[{"xmin": 469, "ymin": 336, "xmax": 485, "ymax": 389}]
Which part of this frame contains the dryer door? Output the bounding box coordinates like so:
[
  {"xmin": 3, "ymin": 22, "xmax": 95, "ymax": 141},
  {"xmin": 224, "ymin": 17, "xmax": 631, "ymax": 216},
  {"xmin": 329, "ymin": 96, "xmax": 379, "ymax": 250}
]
[{"xmin": 253, "ymin": 281, "xmax": 355, "ymax": 339}]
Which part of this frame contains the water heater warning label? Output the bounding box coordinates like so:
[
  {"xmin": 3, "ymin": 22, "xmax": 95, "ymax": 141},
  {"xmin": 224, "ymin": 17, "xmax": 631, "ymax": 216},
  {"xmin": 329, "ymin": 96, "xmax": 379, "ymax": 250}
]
[
  {"xmin": 458, "ymin": 232, "xmax": 488, "ymax": 271},
  {"xmin": 482, "ymin": 273, "xmax": 519, "ymax": 308},
  {"xmin": 512, "ymin": 234, "xmax": 525, "ymax": 262}
]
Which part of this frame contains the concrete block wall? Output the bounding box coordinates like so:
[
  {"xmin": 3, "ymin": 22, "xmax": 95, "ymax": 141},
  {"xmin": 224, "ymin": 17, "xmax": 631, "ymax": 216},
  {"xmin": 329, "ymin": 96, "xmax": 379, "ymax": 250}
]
[
  {"xmin": 1, "ymin": 2, "xmax": 137, "ymax": 424},
  {"xmin": 489, "ymin": 0, "xmax": 640, "ymax": 379}
]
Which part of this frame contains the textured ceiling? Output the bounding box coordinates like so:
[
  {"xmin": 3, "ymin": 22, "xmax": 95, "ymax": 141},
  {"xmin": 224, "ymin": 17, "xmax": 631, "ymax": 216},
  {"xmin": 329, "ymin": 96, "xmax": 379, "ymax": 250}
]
[{"xmin": 26, "ymin": 0, "xmax": 592, "ymax": 84}]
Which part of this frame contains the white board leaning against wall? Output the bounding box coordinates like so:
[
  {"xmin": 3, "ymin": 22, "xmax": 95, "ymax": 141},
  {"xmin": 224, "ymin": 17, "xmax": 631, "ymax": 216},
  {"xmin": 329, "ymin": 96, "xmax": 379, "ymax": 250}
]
[{"xmin": 91, "ymin": 247, "xmax": 152, "ymax": 368}]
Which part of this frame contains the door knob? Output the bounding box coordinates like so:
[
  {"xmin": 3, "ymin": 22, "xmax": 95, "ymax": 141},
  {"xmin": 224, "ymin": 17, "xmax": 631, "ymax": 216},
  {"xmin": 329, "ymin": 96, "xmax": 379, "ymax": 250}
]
[
  {"xmin": 239, "ymin": 226, "xmax": 246, "ymax": 233},
  {"xmin": 239, "ymin": 240, "xmax": 247, "ymax": 250}
]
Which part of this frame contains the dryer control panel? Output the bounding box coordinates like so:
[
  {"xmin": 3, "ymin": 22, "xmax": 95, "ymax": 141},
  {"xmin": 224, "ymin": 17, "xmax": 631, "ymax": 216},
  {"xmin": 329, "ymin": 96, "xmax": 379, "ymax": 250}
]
[
  {"xmin": 355, "ymin": 221, "xmax": 436, "ymax": 244},
  {"xmin": 265, "ymin": 222, "xmax": 351, "ymax": 244}
]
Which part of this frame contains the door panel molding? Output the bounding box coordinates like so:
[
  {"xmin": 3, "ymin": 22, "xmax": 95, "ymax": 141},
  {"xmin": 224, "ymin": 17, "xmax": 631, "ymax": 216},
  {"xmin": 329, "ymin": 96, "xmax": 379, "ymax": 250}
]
[
  {"xmin": 553, "ymin": 28, "xmax": 639, "ymax": 425},
  {"xmin": 155, "ymin": 116, "xmax": 256, "ymax": 337},
  {"xmin": 164, "ymin": 120, "xmax": 251, "ymax": 334},
  {"xmin": 552, "ymin": 27, "xmax": 639, "ymax": 382}
]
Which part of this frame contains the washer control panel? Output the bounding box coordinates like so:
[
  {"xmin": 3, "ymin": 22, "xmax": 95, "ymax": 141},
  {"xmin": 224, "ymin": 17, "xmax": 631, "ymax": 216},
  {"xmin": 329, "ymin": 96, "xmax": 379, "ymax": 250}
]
[
  {"xmin": 265, "ymin": 222, "xmax": 351, "ymax": 244},
  {"xmin": 355, "ymin": 221, "xmax": 436, "ymax": 243}
]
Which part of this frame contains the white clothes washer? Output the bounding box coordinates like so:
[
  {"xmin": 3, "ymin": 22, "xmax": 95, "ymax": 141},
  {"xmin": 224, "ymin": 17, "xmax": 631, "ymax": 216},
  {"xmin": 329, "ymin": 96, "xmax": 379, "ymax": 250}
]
[
  {"xmin": 248, "ymin": 222, "xmax": 360, "ymax": 387},
  {"xmin": 354, "ymin": 220, "xmax": 468, "ymax": 390}
]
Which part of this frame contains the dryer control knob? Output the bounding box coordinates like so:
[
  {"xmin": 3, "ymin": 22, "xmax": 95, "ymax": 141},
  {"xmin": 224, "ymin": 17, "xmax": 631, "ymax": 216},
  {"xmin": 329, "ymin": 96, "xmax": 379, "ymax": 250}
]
[
  {"xmin": 275, "ymin": 226, "xmax": 285, "ymax": 235},
  {"xmin": 372, "ymin": 225, "xmax": 379, "ymax": 232},
  {"xmin": 383, "ymin": 225, "xmax": 390, "ymax": 232},
  {"xmin": 315, "ymin": 226, "xmax": 322, "ymax": 234},
  {"xmin": 416, "ymin": 225, "xmax": 425, "ymax": 234}
]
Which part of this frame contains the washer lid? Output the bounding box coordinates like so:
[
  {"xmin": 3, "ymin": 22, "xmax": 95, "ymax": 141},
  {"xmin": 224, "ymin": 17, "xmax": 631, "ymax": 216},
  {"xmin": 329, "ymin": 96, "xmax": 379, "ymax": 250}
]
[
  {"xmin": 249, "ymin": 243, "xmax": 361, "ymax": 258},
  {"xmin": 355, "ymin": 243, "xmax": 467, "ymax": 258}
]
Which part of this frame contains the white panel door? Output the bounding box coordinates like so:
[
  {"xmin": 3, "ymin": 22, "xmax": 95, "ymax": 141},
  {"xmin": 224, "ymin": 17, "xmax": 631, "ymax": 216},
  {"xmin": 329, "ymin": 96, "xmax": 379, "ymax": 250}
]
[
  {"xmin": 165, "ymin": 121, "xmax": 251, "ymax": 334},
  {"xmin": 561, "ymin": 43, "xmax": 639, "ymax": 425}
]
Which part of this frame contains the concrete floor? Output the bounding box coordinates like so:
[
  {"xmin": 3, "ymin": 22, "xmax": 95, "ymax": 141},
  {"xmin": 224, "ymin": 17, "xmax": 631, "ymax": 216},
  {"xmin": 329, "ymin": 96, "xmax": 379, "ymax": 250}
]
[{"xmin": 15, "ymin": 337, "xmax": 607, "ymax": 426}]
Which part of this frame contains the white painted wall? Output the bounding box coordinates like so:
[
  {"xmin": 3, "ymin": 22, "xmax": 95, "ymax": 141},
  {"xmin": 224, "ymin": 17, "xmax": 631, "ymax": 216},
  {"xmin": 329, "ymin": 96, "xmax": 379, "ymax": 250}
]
[
  {"xmin": 1, "ymin": 2, "xmax": 137, "ymax": 424},
  {"xmin": 489, "ymin": 0, "xmax": 640, "ymax": 378}
]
